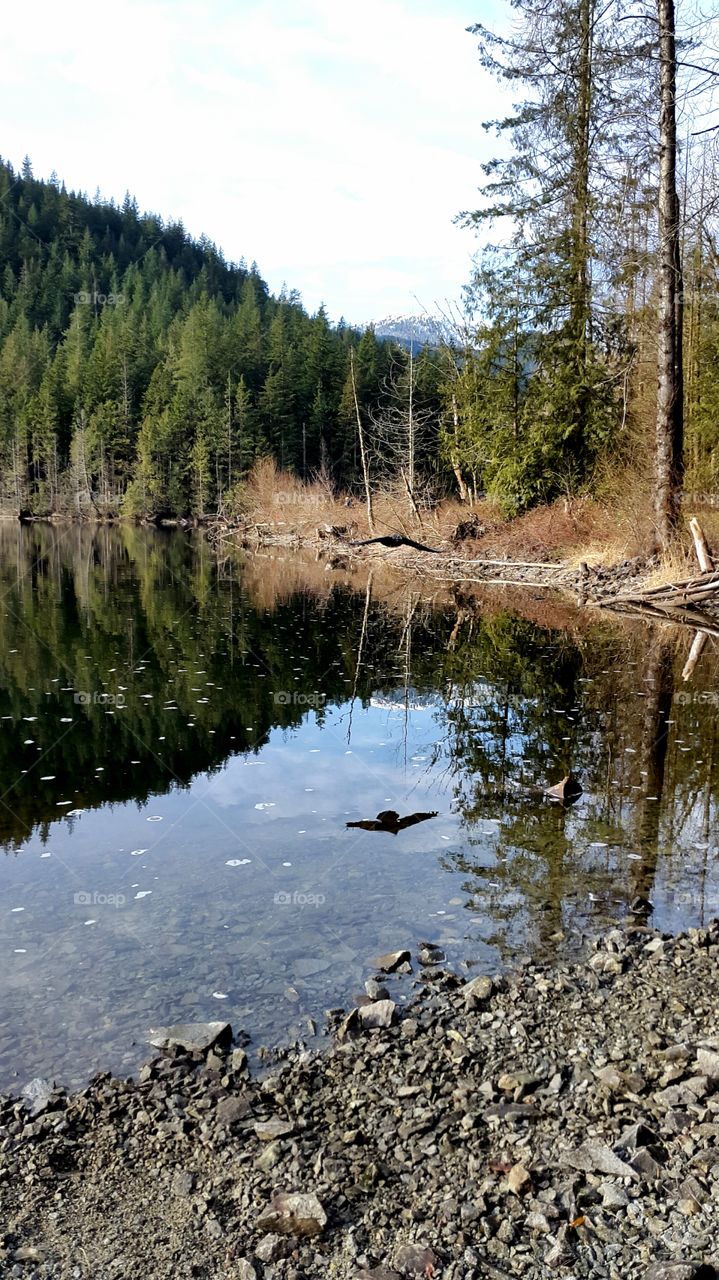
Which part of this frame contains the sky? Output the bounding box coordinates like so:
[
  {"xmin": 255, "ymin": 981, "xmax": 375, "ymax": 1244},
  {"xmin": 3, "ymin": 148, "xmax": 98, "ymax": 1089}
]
[{"xmin": 1, "ymin": 0, "xmax": 510, "ymax": 324}]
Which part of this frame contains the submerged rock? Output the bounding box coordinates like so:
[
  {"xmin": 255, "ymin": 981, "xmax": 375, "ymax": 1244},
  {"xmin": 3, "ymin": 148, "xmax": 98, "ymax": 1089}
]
[
  {"xmin": 147, "ymin": 1021, "xmax": 231, "ymax": 1053},
  {"xmin": 373, "ymin": 949, "xmax": 411, "ymax": 973}
]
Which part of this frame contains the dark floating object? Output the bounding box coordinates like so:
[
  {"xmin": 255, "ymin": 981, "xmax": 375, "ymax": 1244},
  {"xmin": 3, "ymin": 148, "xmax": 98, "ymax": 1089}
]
[
  {"xmin": 630, "ymin": 894, "xmax": 654, "ymax": 916},
  {"xmin": 349, "ymin": 532, "xmax": 441, "ymax": 553},
  {"xmin": 543, "ymin": 772, "xmax": 583, "ymax": 806},
  {"xmin": 346, "ymin": 809, "xmax": 439, "ymax": 835}
]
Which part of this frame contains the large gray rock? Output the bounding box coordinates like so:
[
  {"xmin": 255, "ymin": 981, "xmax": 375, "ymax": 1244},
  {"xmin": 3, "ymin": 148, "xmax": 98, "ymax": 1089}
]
[
  {"xmin": 256, "ymin": 1190, "xmax": 327, "ymax": 1238},
  {"xmin": 464, "ymin": 975, "xmax": 493, "ymax": 1006},
  {"xmin": 564, "ymin": 1142, "xmax": 638, "ymax": 1180},
  {"xmin": 215, "ymin": 1094, "xmax": 251, "ymax": 1126},
  {"xmin": 696, "ymin": 1046, "xmax": 719, "ymax": 1079},
  {"xmin": 147, "ymin": 1021, "xmax": 231, "ymax": 1053},
  {"xmin": 21, "ymin": 1077, "xmax": 55, "ymax": 1116},
  {"xmin": 391, "ymin": 1243, "xmax": 438, "ymax": 1277},
  {"xmin": 253, "ymin": 1117, "xmax": 295, "ymax": 1141},
  {"xmin": 358, "ymin": 999, "xmax": 396, "ymax": 1029}
]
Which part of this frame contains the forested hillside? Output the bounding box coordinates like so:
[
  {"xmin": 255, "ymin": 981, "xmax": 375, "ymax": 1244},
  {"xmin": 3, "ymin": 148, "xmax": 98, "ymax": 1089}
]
[
  {"xmin": 3, "ymin": 0, "xmax": 719, "ymax": 543},
  {"xmin": 0, "ymin": 158, "xmax": 445, "ymax": 518}
]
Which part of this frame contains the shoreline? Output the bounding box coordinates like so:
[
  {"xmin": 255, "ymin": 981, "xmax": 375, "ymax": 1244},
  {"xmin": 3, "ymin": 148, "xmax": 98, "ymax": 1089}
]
[
  {"xmin": 10, "ymin": 511, "xmax": 719, "ymax": 629},
  {"xmin": 3, "ymin": 922, "xmax": 719, "ymax": 1279}
]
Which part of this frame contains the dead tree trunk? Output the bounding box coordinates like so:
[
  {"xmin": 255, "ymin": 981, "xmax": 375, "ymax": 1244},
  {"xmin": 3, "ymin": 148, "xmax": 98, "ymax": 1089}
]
[
  {"xmin": 654, "ymin": 0, "xmax": 684, "ymax": 553},
  {"xmin": 350, "ymin": 349, "xmax": 375, "ymax": 535}
]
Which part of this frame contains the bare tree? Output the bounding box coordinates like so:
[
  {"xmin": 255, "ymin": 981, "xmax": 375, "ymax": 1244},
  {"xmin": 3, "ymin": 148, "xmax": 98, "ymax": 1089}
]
[
  {"xmin": 654, "ymin": 0, "xmax": 685, "ymax": 551},
  {"xmin": 349, "ymin": 349, "xmax": 375, "ymax": 534}
]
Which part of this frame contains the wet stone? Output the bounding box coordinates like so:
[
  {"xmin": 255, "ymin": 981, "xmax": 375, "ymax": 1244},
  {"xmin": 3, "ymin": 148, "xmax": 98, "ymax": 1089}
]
[
  {"xmin": 373, "ymin": 950, "xmax": 411, "ymax": 973},
  {"xmin": 148, "ymin": 1022, "xmax": 231, "ymax": 1053}
]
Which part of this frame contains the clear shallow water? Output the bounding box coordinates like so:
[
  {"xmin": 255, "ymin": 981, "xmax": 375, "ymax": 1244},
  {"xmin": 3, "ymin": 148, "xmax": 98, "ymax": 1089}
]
[{"xmin": 0, "ymin": 524, "xmax": 718, "ymax": 1091}]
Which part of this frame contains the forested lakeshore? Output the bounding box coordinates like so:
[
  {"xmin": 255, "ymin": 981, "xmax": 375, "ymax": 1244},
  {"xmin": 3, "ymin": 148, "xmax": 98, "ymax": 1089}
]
[
  {"xmin": 2, "ymin": 0, "xmax": 719, "ymax": 552},
  {"xmin": 0, "ymin": 157, "xmax": 448, "ymax": 522}
]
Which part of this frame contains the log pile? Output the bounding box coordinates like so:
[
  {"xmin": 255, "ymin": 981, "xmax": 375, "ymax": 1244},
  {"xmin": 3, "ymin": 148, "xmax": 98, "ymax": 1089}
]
[{"xmin": 602, "ymin": 518, "xmax": 719, "ymax": 631}]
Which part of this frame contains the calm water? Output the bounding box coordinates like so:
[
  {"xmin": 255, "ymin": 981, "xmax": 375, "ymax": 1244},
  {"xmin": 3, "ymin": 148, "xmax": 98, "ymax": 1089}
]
[{"xmin": 1, "ymin": 524, "xmax": 717, "ymax": 1092}]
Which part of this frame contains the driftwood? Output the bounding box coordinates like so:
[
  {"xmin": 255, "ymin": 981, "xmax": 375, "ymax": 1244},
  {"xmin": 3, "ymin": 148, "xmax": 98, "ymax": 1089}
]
[
  {"xmin": 602, "ymin": 519, "xmax": 719, "ymax": 630},
  {"xmin": 689, "ymin": 517, "xmax": 714, "ymax": 574},
  {"xmin": 681, "ymin": 630, "xmax": 709, "ymax": 681}
]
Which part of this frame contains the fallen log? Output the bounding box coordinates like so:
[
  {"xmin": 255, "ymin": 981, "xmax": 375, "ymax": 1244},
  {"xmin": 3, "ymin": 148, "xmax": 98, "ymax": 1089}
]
[{"xmin": 689, "ymin": 517, "xmax": 714, "ymax": 574}]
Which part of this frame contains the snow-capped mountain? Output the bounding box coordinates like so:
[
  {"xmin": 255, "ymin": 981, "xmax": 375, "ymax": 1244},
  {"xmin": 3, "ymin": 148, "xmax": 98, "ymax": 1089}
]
[{"xmin": 372, "ymin": 313, "xmax": 459, "ymax": 352}]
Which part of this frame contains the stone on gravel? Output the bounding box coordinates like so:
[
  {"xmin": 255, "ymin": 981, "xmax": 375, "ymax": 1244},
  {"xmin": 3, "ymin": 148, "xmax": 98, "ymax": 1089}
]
[
  {"xmin": 254, "ymin": 1233, "xmax": 293, "ymax": 1262},
  {"xmin": 255, "ymin": 1140, "xmax": 283, "ymax": 1172},
  {"xmin": 696, "ymin": 1046, "xmax": 719, "ymax": 1079},
  {"xmin": 256, "ymin": 1190, "xmax": 327, "ymax": 1238},
  {"xmin": 231, "ymin": 1047, "xmax": 249, "ymax": 1073},
  {"xmin": 545, "ymin": 1225, "xmax": 575, "ymax": 1268},
  {"xmin": 355, "ymin": 1269, "xmax": 402, "ymax": 1280},
  {"xmin": 253, "ymin": 1117, "xmax": 294, "ymax": 1141},
  {"xmin": 215, "ymin": 1095, "xmax": 251, "ymax": 1126},
  {"xmin": 565, "ymin": 1141, "xmax": 638, "ymax": 1180},
  {"xmin": 599, "ymin": 1182, "xmax": 629, "ymax": 1209},
  {"xmin": 391, "ymin": 1243, "xmax": 438, "ymax": 1277},
  {"xmin": 507, "ymin": 1162, "xmax": 531, "ymax": 1194},
  {"xmin": 147, "ymin": 1021, "xmax": 231, "ymax": 1052},
  {"xmin": 21, "ymin": 1078, "xmax": 55, "ymax": 1116},
  {"xmin": 589, "ymin": 952, "xmax": 624, "ymax": 975},
  {"xmin": 234, "ymin": 1263, "xmax": 257, "ymax": 1280},
  {"xmin": 171, "ymin": 1170, "xmax": 194, "ymax": 1197},
  {"xmin": 484, "ymin": 1102, "xmax": 539, "ymax": 1120},
  {"xmin": 463, "ymin": 975, "xmax": 493, "ymax": 1006},
  {"xmin": 358, "ymin": 999, "xmax": 396, "ymax": 1029},
  {"xmin": 631, "ymin": 1146, "xmax": 665, "ymax": 1180}
]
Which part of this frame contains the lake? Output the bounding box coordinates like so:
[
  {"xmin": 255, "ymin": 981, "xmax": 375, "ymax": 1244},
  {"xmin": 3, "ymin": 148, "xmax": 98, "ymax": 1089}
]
[{"xmin": 0, "ymin": 523, "xmax": 717, "ymax": 1093}]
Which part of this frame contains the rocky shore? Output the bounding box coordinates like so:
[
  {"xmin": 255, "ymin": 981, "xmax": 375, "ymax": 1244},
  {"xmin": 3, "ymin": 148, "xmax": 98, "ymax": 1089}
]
[{"xmin": 2, "ymin": 924, "xmax": 719, "ymax": 1280}]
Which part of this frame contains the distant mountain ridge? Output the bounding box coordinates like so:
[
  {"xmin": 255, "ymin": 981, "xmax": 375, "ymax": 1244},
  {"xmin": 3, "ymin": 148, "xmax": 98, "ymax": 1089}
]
[{"xmin": 373, "ymin": 313, "xmax": 457, "ymax": 352}]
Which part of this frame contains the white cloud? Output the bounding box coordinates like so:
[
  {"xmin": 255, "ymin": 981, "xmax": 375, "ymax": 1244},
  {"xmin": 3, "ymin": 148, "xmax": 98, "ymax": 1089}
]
[{"xmin": 1, "ymin": 0, "xmax": 511, "ymax": 320}]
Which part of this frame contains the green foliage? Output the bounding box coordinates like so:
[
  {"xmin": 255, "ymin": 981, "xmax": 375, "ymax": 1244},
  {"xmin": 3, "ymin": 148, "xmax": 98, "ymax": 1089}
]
[
  {"xmin": 451, "ymin": 0, "xmax": 654, "ymax": 511},
  {"xmin": 1, "ymin": 158, "xmax": 436, "ymax": 516}
]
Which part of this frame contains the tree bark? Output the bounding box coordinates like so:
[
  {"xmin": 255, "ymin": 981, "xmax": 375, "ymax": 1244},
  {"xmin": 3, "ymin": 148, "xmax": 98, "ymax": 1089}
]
[
  {"xmin": 350, "ymin": 349, "xmax": 375, "ymax": 534},
  {"xmin": 654, "ymin": 0, "xmax": 684, "ymax": 552}
]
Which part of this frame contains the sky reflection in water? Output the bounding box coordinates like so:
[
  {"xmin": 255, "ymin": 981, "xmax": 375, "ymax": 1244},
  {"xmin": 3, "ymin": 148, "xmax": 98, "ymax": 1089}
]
[{"xmin": 0, "ymin": 524, "xmax": 717, "ymax": 1090}]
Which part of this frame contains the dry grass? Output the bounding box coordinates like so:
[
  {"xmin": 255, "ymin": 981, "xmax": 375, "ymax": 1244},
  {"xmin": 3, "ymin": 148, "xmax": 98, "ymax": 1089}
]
[{"xmin": 235, "ymin": 459, "xmax": 719, "ymax": 578}]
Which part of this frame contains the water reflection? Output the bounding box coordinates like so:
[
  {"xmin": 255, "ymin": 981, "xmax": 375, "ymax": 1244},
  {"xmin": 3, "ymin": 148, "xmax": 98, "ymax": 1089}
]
[{"xmin": 0, "ymin": 523, "xmax": 717, "ymax": 1091}]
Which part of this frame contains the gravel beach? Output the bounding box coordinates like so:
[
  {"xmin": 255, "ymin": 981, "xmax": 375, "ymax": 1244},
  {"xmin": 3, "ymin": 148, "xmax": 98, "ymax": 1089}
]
[{"xmin": 2, "ymin": 922, "xmax": 719, "ymax": 1280}]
